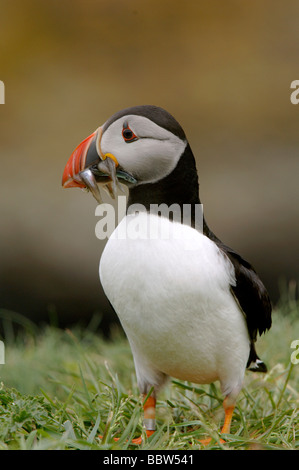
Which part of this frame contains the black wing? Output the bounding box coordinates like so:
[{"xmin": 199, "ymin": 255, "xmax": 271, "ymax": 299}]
[
  {"xmin": 204, "ymin": 224, "xmax": 272, "ymax": 342},
  {"xmin": 221, "ymin": 242, "xmax": 272, "ymax": 340}
]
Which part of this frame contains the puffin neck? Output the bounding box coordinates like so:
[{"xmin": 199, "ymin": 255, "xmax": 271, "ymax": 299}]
[{"xmin": 127, "ymin": 143, "xmax": 204, "ymax": 229}]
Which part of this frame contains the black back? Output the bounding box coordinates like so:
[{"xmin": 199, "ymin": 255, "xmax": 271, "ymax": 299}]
[{"xmin": 103, "ymin": 105, "xmax": 186, "ymax": 141}]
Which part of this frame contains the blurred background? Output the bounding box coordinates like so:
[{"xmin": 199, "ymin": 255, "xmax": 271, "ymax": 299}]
[{"xmin": 0, "ymin": 0, "xmax": 298, "ymax": 333}]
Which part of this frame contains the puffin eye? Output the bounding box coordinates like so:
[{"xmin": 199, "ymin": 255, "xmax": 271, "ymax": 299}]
[{"xmin": 122, "ymin": 123, "xmax": 138, "ymax": 143}]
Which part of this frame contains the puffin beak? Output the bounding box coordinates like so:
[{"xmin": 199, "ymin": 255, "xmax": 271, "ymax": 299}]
[
  {"xmin": 62, "ymin": 128, "xmax": 101, "ymax": 189},
  {"xmin": 62, "ymin": 126, "xmax": 137, "ymax": 203}
]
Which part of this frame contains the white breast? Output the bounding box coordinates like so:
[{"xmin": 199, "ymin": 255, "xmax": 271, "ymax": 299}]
[{"xmin": 100, "ymin": 212, "xmax": 250, "ymax": 396}]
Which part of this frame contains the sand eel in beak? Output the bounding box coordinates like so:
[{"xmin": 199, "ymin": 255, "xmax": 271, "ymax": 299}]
[
  {"xmin": 62, "ymin": 126, "xmax": 137, "ymax": 203},
  {"xmin": 62, "ymin": 105, "xmax": 272, "ymax": 445}
]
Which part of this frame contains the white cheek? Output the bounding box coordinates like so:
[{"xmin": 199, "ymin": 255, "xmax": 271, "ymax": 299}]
[
  {"xmin": 101, "ymin": 117, "xmax": 186, "ymax": 184},
  {"xmin": 101, "ymin": 132, "xmax": 125, "ymax": 161},
  {"xmin": 125, "ymin": 138, "xmax": 186, "ymax": 183}
]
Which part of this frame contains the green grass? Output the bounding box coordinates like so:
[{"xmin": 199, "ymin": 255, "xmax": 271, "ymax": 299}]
[{"xmin": 0, "ymin": 293, "xmax": 299, "ymax": 450}]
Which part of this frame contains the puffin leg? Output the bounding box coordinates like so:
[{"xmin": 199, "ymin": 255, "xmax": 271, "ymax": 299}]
[
  {"xmin": 100, "ymin": 393, "xmax": 156, "ymax": 444},
  {"xmin": 130, "ymin": 394, "xmax": 156, "ymax": 445},
  {"xmin": 143, "ymin": 394, "xmax": 156, "ymax": 437},
  {"xmin": 199, "ymin": 396, "xmax": 235, "ymax": 446},
  {"xmin": 220, "ymin": 396, "xmax": 235, "ymax": 434}
]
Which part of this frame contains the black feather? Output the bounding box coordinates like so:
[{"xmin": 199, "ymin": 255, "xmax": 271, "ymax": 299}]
[{"xmin": 204, "ymin": 225, "xmax": 272, "ymax": 341}]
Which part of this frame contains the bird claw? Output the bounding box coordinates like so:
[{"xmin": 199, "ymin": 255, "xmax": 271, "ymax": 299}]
[
  {"xmin": 99, "ymin": 429, "xmax": 154, "ymax": 445},
  {"xmin": 198, "ymin": 436, "xmax": 226, "ymax": 446}
]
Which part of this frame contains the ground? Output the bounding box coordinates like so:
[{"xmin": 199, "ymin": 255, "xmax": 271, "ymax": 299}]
[{"xmin": 0, "ymin": 293, "xmax": 298, "ymax": 450}]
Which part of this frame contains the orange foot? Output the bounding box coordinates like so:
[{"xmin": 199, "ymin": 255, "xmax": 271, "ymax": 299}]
[
  {"xmin": 99, "ymin": 395, "xmax": 156, "ymax": 445},
  {"xmin": 198, "ymin": 399, "xmax": 234, "ymax": 446},
  {"xmin": 99, "ymin": 429, "xmax": 154, "ymax": 445},
  {"xmin": 198, "ymin": 436, "xmax": 226, "ymax": 446}
]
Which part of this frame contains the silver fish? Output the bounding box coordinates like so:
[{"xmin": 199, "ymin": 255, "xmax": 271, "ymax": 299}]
[
  {"xmin": 97, "ymin": 158, "xmax": 128, "ymax": 200},
  {"xmin": 79, "ymin": 168, "xmax": 103, "ymax": 204},
  {"xmin": 79, "ymin": 157, "xmax": 137, "ymax": 204}
]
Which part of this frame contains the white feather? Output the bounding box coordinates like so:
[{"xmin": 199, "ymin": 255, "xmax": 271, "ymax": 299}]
[
  {"xmin": 101, "ymin": 115, "xmax": 187, "ymax": 184},
  {"xmin": 100, "ymin": 212, "xmax": 250, "ymax": 397}
]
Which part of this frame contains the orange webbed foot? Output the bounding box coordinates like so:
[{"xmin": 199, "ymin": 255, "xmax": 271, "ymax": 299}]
[
  {"xmin": 198, "ymin": 397, "xmax": 235, "ymax": 446},
  {"xmin": 99, "ymin": 394, "xmax": 156, "ymax": 445},
  {"xmin": 99, "ymin": 429, "xmax": 154, "ymax": 445}
]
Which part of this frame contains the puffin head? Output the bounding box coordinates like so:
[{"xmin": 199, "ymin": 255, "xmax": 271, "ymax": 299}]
[{"xmin": 62, "ymin": 105, "xmax": 190, "ymax": 204}]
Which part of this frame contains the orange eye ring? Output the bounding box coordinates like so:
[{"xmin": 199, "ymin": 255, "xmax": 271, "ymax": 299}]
[{"xmin": 122, "ymin": 123, "xmax": 138, "ymax": 142}]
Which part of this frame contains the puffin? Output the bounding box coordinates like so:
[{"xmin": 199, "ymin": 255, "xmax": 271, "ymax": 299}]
[{"xmin": 62, "ymin": 105, "xmax": 272, "ymax": 445}]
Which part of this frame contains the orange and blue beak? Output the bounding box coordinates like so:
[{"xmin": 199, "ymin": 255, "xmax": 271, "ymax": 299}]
[
  {"xmin": 62, "ymin": 127, "xmax": 137, "ymax": 203},
  {"xmin": 62, "ymin": 129, "xmax": 100, "ymax": 189}
]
